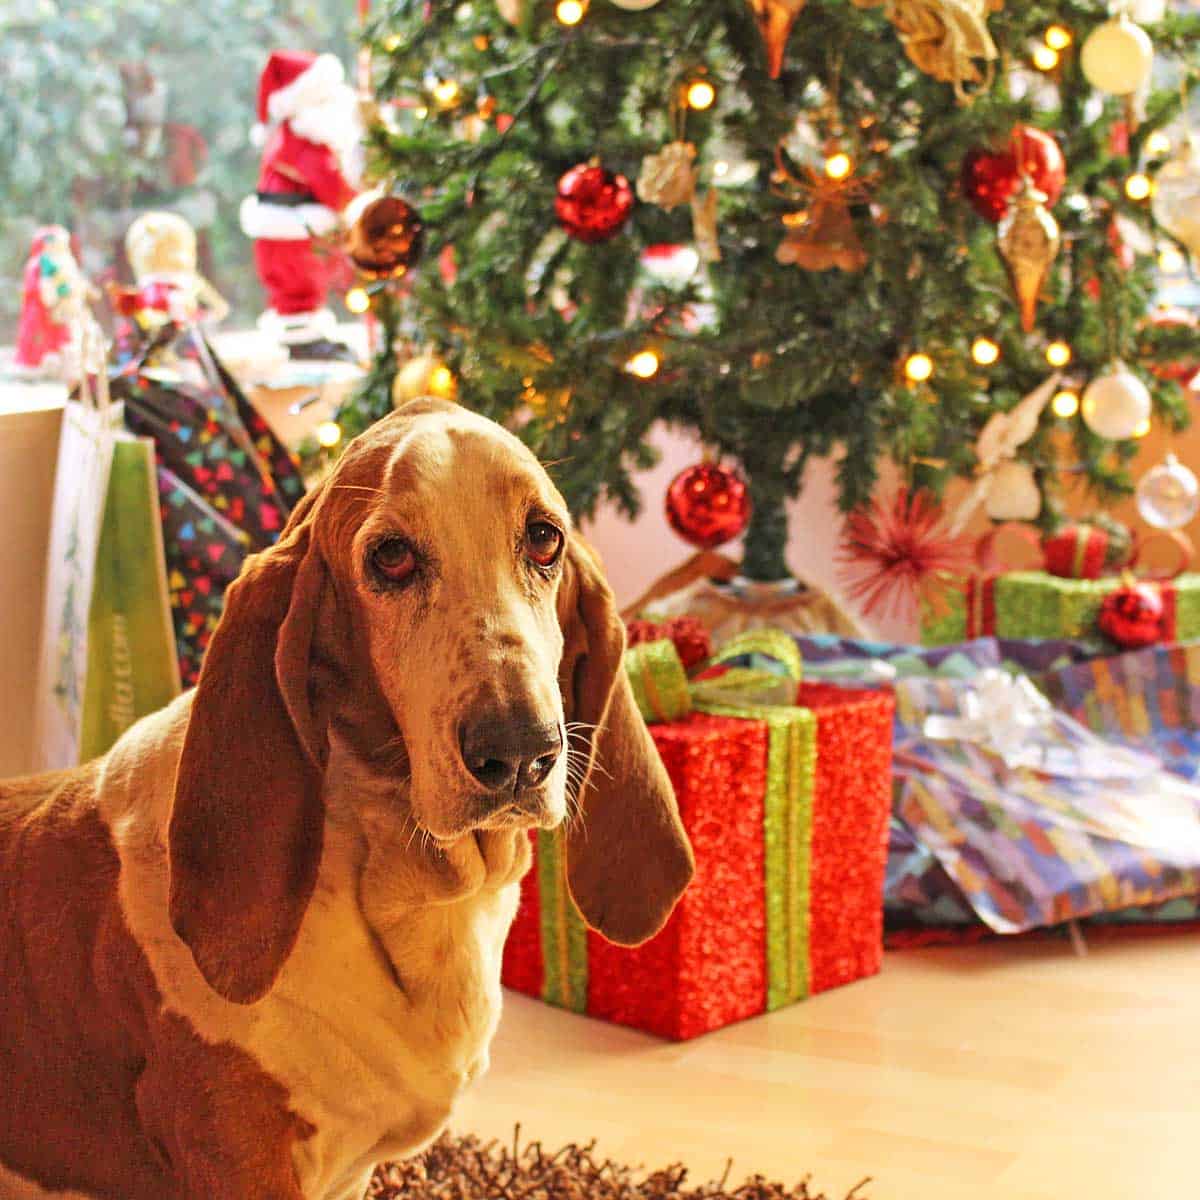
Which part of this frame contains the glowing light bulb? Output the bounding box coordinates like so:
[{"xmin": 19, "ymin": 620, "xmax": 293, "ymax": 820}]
[
  {"xmin": 1052, "ymin": 389, "xmax": 1080, "ymax": 418},
  {"xmin": 1133, "ymin": 417, "xmax": 1152, "ymax": 438},
  {"xmin": 382, "ymin": 34, "xmax": 402, "ymax": 52},
  {"xmin": 905, "ymin": 353, "xmax": 934, "ymax": 383},
  {"xmin": 1125, "ymin": 173, "xmax": 1154, "ymax": 201},
  {"xmin": 316, "ymin": 421, "xmax": 343, "ymax": 448},
  {"xmin": 431, "ymin": 77, "xmax": 462, "ymax": 108},
  {"xmin": 429, "ymin": 364, "xmax": 456, "ymax": 397},
  {"xmin": 345, "ymin": 287, "xmax": 371, "ymax": 315},
  {"xmin": 1146, "ymin": 131, "xmax": 1172, "ymax": 158},
  {"xmin": 1046, "ymin": 340, "xmax": 1073, "ymax": 367},
  {"xmin": 685, "ymin": 79, "xmax": 716, "ymax": 111},
  {"xmin": 971, "ymin": 337, "xmax": 1000, "ymax": 366},
  {"xmin": 1158, "ymin": 245, "xmax": 1186, "ymax": 274},
  {"xmin": 1032, "ymin": 44, "xmax": 1060, "ymax": 71},
  {"xmin": 1045, "ymin": 24, "xmax": 1073, "ymax": 50},
  {"xmin": 713, "ymin": 159, "xmax": 730, "ymax": 178},
  {"xmin": 556, "ymin": 0, "xmax": 586, "ymax": 25},
  {"xmin": 626, "ymin": 349, "xmax": 661, "ymax": 379},
  {"xmin": 824, "ymin": 152, "xmax": 853, "ymax": 181}
]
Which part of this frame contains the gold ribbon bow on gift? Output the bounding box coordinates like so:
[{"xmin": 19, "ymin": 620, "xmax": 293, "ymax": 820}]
[
  {"xmin": 850, "ymin": 0, "xmax": 1002, "ymax": 104},
  {"xmin": 625, "ymin": 628, "xmax": 804, "ymax": 724}
]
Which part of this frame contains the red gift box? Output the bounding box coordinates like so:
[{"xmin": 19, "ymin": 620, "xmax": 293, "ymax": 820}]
[{"xmin": 502, "ymin": 682, "xmax": 894, "ymax": 1040}]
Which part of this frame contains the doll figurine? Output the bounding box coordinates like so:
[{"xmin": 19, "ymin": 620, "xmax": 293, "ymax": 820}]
[
  {"xmin": 122, "ymin": 211, "xmax": 229, "ymax": 330},
  {"xmin": 14, "ymin": 226, "xmax": 90, "ymax": 376}
]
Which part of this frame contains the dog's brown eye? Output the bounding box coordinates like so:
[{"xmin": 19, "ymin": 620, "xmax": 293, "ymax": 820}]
[
  {"xmin": 525, "ymin": 520, "xmax": 563, "ymax": 567},
  {"xmin": 370, "ymin": 537, "xmax": 417, "ymax": 584}
]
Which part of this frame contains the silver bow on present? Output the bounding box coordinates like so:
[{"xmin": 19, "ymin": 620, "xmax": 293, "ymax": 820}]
[
  {"xmin": 922, "ymin": 668, "xmax": 1159, "ymax": 779},
  {"xmin": 923, "ymin": 669, "xmax": 1052, "ymax": 768}
]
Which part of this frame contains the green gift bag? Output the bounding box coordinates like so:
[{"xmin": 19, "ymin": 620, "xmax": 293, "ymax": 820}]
[
  {"xmin": 77, "ymin": 433, "xmax": 180, "ymax": 761},
  {"xmin": 34, "ymin": 359, "xmax": 179, "ymax": 770}
]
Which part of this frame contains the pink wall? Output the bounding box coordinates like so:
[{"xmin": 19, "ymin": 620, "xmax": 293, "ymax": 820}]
[{"xmin": 580, "ymin": 423, "xmax": 912, "ymax": 643}]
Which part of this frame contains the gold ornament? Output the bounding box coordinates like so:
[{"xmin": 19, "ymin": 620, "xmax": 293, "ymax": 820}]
[
  {"xmin": 636, "ymin": 141, "xmax": 698, "ymax": 211},
  {"xmin": 691, "ymin": 187, "xmax": 722, "ymax": 263},
  {"xmin": 776, "ymin": 200, "xmax": 868, "ymax": 272},
  {"xmin": 850, "ymin": 0, "xmax": 1002, "ymax": 104},
  {"xmin": 745, "ymin": 0, "xmax": 807, "ymax": 79},
  {"xmin": 1152, "ymin": 136, "xmax": 1200, "ymax": 267},
  {"xmin": 996, "ymin": 176, "xmax": 1060, "ymax": 333},
  {"xmin": 392, "ymin": 353, "xmax": 457, "ymax": 407},
  {"xmin": 770, "ymin": 140, "xmax": 874, "ymax": 273}
]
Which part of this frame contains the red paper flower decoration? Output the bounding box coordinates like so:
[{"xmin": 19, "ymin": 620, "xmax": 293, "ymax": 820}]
[{"xmin": 838, "ymin": 489, "xmax": 975, "ymax": 623}]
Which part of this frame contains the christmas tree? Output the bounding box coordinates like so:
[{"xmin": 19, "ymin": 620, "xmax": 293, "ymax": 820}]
[{"xmin": 324, "ymin": 0, "xmax": 1200, "ymax": 582}]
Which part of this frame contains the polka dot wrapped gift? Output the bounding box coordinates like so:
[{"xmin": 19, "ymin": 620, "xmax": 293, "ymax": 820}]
[{"xmin": 501, "ymin": 631, "xmax": 895, "ymax": 1041}]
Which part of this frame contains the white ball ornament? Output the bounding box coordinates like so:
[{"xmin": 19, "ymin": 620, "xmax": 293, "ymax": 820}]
[
  {"xmin": 1080, "ymin": 15, "xmax": 1154, "ymax": 96},
  {"xmin": 1137, "ymin": 454, "xmax": 1200, "ymax": 531},
  {"xmin": 985, "ymin": 460, "xmax": 1042, "ymax": 523},
  {"xmin": 1081, "ymin": 363, "xmax": 1152, "ymax": 441}
]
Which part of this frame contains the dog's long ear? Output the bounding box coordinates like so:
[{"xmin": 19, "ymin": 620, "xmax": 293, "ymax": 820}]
[
  {"xmin": 169, "ymin": 491, "xmax": 327, "ymax": 1004},
  {"xmin": 558, "ymin": 538, "xmax": 694, "ymax": 945}
]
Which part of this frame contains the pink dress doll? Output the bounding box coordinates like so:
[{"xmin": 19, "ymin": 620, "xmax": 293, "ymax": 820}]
[{"xmin": 14, "ymin": 227, "xmax": 87, "ymax": 373}]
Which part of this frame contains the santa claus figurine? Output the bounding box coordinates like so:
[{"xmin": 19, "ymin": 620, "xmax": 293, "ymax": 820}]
[
  {"xmin": 14, "ymin": 226, "xmax": 91, "ymax": 377},
  {"xmin": 239, "ymin": 49, "xmax": 363, "ymax": 361}
]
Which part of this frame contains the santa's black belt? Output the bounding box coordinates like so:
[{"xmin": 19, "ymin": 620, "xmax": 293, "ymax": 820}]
[{"xmin": 256, "ymin": 190, "xmax": 318, "ymax": 206}]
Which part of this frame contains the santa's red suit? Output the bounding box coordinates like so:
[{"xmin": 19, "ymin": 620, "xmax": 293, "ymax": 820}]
[{"xmin": 239, "ymin": 50, "xmax": 361, "ymax": 348}]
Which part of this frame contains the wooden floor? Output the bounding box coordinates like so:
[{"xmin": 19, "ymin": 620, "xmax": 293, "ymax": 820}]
[{"xmin": 453, "ymin": 930, "xmax": 1200, "ymax": 1200}]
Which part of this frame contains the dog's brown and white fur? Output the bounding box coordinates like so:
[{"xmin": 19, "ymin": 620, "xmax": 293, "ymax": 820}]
[{"xmin": 0, "ymin": 399, "xmax": 693, "ymax": 1200}]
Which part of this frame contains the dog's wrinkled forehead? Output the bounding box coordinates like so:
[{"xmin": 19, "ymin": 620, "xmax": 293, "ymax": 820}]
[{"xmin": 316, "ymin": 403, "xmax": 569, "ymax": 554}]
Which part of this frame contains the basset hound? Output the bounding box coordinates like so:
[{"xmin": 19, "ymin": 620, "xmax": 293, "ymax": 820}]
[{"xmin": 0, "ymin": 398, "xmax": 693, "ymax": 1200}]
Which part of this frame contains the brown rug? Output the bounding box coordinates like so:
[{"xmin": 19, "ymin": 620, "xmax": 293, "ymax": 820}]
[{"xmin": 367, "ymin": 1130, "xmax": 870, "ymax": 1199}]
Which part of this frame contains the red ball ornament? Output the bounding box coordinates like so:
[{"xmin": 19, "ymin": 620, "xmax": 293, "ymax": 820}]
[
  {"xmin": 555, "ymin": 163, "xmax": 635, "ymax": 243},
  {"xmin": 961, "ymin": 126, "xmax": 1066, "ymax": 223},
  {"xmin": 1097, "ymin": 580, "xmax": 1166, "ymax": 649},
  {"xmin": 665, "ymin": 462, "xmax": 752, "ymax": 549}
]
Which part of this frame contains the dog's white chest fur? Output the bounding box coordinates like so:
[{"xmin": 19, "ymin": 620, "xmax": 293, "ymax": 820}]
[{"xmin": 276, "ymin": 861, "xmax": 520, "ymax": 1200}]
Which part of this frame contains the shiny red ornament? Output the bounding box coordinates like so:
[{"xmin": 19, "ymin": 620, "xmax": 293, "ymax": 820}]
[
  {"xmin": 665, "ymin": 463, "xmax": 751, "ymax": 549},
  {"xmin": 961, "ymin": 125, "xmax": 1066, "ymax": 223},
  {"xmin": 1097, "ymin": 581, "xmax": 1166, "ymax": 649},
  {"xmin": 555, "ymin": 163, "xmax": 635, "ymax": 243}
]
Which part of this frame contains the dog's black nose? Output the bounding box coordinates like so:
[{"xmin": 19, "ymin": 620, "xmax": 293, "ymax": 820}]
[{"xmin": 460, "ymin": 717, "xmax": 562, "ymax": 794}]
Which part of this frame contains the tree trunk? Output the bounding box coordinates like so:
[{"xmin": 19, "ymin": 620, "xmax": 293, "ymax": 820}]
[{"xmin": 740, "ymin": 468, "xmax": 791, "ymax": 582}]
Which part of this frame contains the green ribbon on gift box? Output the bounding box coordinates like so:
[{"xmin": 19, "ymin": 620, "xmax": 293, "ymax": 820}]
[
  {"xmin": 537, "ymin": 626, "xmax": 817, "ymax": 1015},
  {"xmin": 625, "ymin": 627, "xmax": 804, "ymax": 723}
]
